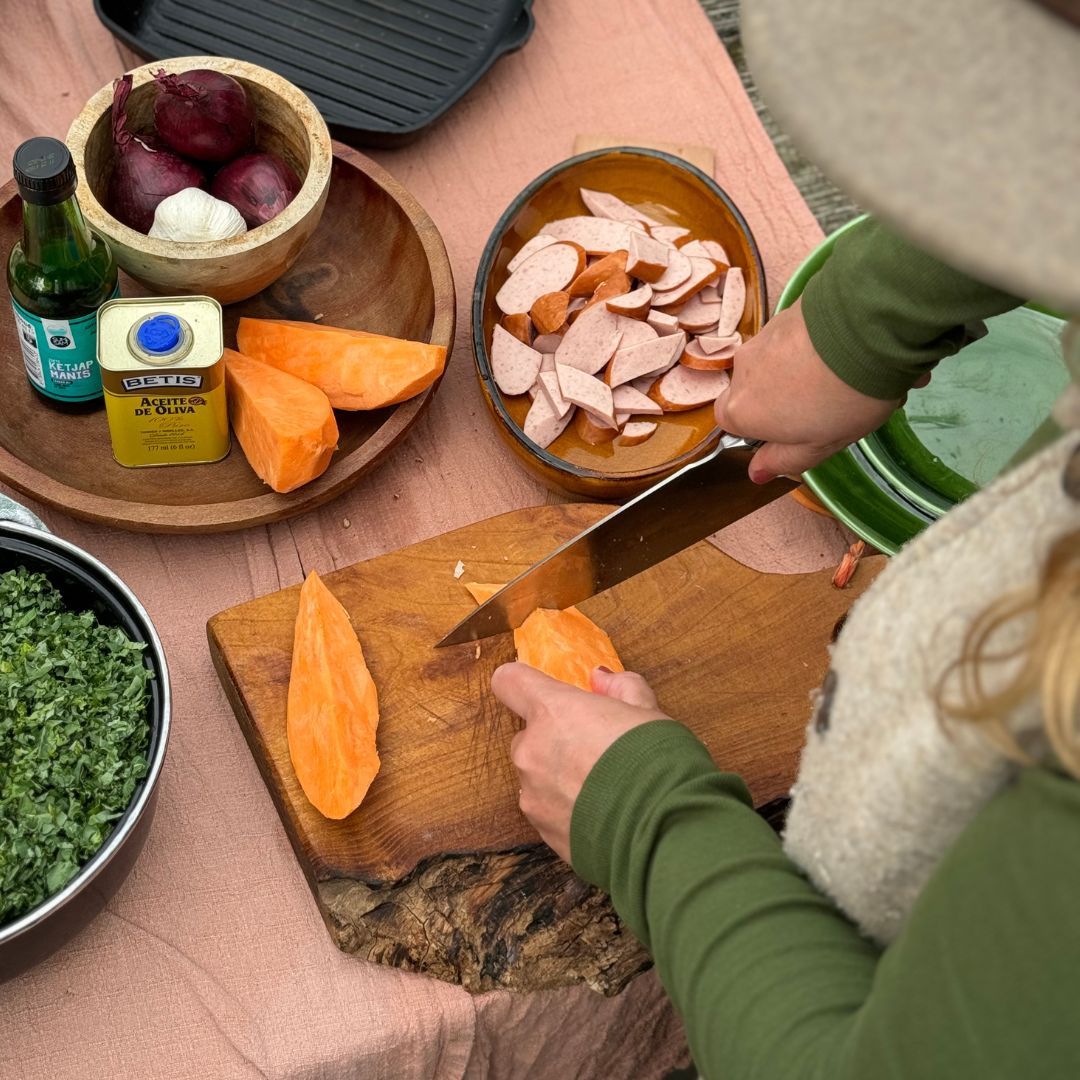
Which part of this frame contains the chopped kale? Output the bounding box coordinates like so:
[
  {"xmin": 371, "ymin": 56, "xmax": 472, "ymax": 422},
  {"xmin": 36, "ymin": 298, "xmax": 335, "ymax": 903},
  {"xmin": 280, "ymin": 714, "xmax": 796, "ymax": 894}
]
[{"xmin": 0, "ymin": 568, "xmax": 152, "ymax": 925}]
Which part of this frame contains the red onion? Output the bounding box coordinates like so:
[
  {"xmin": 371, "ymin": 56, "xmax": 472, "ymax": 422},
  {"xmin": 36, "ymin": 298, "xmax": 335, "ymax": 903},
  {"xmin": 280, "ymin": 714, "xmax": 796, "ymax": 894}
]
[
  {"xmin": 152, "ymin": 69, "xmax": 255, "ymax": 163},
  {"xmin": 108, "ymin": 75, "xmax": 205, "ymax": 234},
  {"xmin": 210, "ymin": 153, "xmax": 302, "ymax": 228}
]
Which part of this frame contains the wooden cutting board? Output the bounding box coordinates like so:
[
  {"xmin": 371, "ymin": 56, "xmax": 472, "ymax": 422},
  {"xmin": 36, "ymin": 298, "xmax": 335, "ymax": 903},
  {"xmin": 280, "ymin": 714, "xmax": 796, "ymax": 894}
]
[{"xmin": 208, "ymin": 503, "xmax": 884, "ymax": 995}]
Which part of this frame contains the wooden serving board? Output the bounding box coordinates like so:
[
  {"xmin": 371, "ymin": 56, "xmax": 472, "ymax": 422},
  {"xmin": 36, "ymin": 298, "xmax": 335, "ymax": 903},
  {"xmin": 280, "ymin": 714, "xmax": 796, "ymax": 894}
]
[
  {"xmin": 0, "ymin": 143, "xmax": 455, "ymax": 532},
  {"xmin": 208, "ymin": 503, "xmax": 884, "ymax": 994}
]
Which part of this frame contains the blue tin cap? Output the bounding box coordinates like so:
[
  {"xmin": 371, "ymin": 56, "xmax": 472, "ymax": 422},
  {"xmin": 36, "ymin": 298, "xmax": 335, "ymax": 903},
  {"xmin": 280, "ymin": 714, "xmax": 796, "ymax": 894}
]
[{"xmin": 135, "ymin": 314, "xmax": 182, "ymax": 354}]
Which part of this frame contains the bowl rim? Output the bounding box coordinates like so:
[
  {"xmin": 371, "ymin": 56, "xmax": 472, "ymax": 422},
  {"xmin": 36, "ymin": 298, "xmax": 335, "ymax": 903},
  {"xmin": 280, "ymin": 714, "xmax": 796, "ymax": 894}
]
[
  {"xmin": 471, "ymin": 146, "xmax": 768, "ymax": 483},
  {"xmin": 65, "ymin": 55, "xmax": 333, "ymax": 259},
  {"xmin": 0, "ymin": 521, "xmax": 171, "ymax": 949}
]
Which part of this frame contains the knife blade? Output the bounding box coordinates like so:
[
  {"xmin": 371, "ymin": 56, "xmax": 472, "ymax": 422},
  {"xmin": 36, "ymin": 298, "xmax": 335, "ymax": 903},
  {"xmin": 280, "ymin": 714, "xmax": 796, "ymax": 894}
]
[{"xmin": 436, "ymin": 436, "xmax": 797, "ymax": 647}]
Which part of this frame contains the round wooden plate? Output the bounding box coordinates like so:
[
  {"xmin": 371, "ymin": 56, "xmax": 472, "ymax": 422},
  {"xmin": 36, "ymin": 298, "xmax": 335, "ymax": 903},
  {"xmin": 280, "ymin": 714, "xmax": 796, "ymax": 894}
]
[{"xmin": 0, "ymin": 142, "xmax": 455, "ymax": 532}]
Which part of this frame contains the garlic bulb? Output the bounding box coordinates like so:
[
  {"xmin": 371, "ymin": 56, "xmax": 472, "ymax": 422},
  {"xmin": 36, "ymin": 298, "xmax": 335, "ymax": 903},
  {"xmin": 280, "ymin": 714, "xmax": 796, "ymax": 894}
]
[{"xmin": 149, "ymin": 187, "xmax": 247, "ymax": 242}]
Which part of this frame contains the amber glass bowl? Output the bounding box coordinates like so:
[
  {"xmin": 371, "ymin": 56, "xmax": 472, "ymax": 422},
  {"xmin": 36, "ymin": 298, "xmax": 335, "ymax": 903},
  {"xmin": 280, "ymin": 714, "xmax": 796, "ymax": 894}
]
[{"xmin": 472, "ymin": 147, "xmax": 767, "ymax": 500}]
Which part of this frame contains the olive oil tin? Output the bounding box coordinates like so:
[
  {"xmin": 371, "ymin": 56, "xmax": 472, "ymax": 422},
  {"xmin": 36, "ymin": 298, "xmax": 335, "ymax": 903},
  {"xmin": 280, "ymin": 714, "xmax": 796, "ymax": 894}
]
[{"xmin": 97, "ymin": 296, "xmax": 230, "ymax": 468}]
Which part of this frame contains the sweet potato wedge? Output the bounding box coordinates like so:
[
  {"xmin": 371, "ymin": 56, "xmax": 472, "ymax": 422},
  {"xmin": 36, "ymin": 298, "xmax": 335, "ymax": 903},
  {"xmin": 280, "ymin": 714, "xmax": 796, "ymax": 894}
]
[
  {"xmin": 287, "ymin": 571, "xmax": 380, "ymax": 820},
  {"xmin": 236, "ymin": 318, "xmax": 446, "ymax": 411},
  {"xmin": 224, "ymin": 348, "xmax": 338, "ymax": 494},
  {"xmin": 514, "ymin": 608, "xmax": 624, "ymax": 692}
]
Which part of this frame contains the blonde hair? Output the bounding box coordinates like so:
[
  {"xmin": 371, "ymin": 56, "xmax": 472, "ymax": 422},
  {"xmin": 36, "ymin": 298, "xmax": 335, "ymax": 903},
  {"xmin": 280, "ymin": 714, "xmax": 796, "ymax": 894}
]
[{"xmin": 939, "ymin": 528, "xmax": 1080, "ymax": 777}]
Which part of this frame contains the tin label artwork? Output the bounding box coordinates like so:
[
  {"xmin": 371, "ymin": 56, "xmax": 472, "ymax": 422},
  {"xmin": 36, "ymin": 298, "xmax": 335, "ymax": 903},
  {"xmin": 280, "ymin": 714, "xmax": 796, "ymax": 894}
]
[{"xmin": 97, "ymin": 296, "xmax": 230, "ymax": 468}]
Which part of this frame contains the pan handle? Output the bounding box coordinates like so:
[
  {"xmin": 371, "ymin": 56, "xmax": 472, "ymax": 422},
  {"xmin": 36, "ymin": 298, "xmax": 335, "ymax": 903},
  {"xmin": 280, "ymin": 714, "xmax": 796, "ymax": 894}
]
[{"xmin": 0, "ymin": 494, "xmax": 48, "ymax": 533}]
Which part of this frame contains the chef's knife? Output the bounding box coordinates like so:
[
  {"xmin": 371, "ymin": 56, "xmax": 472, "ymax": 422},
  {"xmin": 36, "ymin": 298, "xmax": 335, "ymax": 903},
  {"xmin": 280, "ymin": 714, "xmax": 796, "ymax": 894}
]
[{"xmin": 436, "ymin": 436, "xmax": 797, "ymax": 646}]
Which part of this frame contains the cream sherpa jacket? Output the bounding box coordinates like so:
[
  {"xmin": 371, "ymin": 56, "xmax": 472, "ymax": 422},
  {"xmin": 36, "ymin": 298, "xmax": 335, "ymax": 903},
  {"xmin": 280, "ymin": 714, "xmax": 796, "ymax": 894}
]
[{"xmin": 782, "ymin": 428, "xmax": 1080, "ymax": 945}]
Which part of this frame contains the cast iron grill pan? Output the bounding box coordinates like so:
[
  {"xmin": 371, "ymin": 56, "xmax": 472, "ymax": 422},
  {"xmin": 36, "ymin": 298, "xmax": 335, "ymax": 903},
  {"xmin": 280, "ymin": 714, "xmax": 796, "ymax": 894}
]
[{"xmin": 95, "ymin": 0, "xmax": 535, "ymax": 146}]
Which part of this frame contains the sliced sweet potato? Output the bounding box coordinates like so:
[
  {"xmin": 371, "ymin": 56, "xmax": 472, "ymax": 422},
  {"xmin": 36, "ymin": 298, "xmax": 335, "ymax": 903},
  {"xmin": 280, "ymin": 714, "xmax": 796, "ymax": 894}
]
[
  {"xmin": 463, "ymin": 583, "xmax": 625, "ymax": 692},
  {"xmin": 287, "ymin": 571, "xmax": 380, "ymax": 820},
  {"xmin": 236, "ymin": 318, "xmax": 446, "ymax": 411},
  {"xmin": 514, "ymin": 608, "xmax": 624, "ymax": 692},
  {"xmin": 463, "ymin": 582, "xmax": 502, "ymax": 604},
  {"xmin": 224, "ymin": 348, "xmax": 338, "ymax": 494}
]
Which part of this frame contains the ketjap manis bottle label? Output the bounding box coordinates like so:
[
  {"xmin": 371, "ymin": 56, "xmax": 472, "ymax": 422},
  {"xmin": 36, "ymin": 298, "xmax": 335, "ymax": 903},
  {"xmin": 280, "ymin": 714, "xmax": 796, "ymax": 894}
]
[{"xmin": 10, "ymin": 288, "xmax": 118, "ymax": 402}]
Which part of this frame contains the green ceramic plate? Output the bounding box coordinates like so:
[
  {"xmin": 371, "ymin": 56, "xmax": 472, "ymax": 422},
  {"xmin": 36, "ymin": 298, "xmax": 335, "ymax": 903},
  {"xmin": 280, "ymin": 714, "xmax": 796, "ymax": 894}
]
[{"xmin": 779, "ymin": 216, "xmax": 1069, "ymax": 555}]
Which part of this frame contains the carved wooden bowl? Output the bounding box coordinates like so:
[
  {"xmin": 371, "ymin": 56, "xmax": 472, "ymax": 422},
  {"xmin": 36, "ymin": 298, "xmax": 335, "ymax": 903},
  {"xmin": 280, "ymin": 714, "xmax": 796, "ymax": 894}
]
[{"xmin": 66, "ymin": 56, "xmax": 332, "ymax": 305}]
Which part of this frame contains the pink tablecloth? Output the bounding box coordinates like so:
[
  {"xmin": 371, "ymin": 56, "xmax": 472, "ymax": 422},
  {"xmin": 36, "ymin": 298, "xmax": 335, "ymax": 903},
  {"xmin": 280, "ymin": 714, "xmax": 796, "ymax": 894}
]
[{"xmin": 0, "ymin": 2, "xmax": 845, "ymax": 1077}]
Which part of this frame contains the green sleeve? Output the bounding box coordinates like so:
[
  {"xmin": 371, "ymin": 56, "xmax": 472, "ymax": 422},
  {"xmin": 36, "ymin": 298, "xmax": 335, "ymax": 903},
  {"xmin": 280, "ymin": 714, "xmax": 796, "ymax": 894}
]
[
  {"xmin": 571, "ymin": 720, "xmax": 1080, "ymax": 1079},
  {"xmin": 801, "ymin": 216, "xmax": 1023, "ymax": 399}
]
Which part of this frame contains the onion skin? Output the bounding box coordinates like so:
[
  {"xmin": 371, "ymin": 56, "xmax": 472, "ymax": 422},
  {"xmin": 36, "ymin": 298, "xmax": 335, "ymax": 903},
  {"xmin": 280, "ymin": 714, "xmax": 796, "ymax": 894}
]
[
  {"xmin": 108, "ymin": 74, "xmax": 205, "ymax": 234},
  {"xmin": 210, "ymin": 152, "xmax": 302, "ymax": 228},
  {"xmin": 152, "ymin": 69, "xmax": 255, "ymax": 163}
]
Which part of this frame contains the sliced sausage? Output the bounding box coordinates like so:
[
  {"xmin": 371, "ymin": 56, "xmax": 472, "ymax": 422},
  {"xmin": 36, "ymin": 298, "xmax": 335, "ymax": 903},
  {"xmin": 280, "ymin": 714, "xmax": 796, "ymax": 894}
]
[
  {"xmin": 651, "ymin": 256, "xmax": 722, "ymax": 308},
  {"xmin": 532, "ymin": 332, "xmax": 565, "ymax": 353},
  {"xmin": 699, "ymin": 239, "xmax": 729, "ymax": 264},
  {"xmin": 496, "ymin": 242, "xmax": 585, "ymax": 315},
  {"xmin": 502, "ymin": 312, "xmax": 532, "ymax": 345},
  {"xmin": 716, "ymin": 266, "xmax": 746, "ymax": 337},
  {"xmin": 568, "ymin": 250, "xmax": 628, "ymax": 297},
  {"xmin": 612, "ymin": 383, "xmax": 663, "ymax": 416},
  {"xmin": 530, "ymin": 291, "xmax": 570, "ymax": 335},
  {"xmin": 555, "ymin": 304, "xmax": 622, "ymax": 374},
  {"xmin": 537, "ymin": 369, "xmax": 573, "ymax": 418},
  {"xmin": 680, "ymin": 239, "xmax": 730, "ymax": 267},
  {"xmin": 630, "ymin": 374, "xmax": 657, "ymax": 396},
  {"xmin": 606, "ymin": 284, "xmax": 653, "ymax": 319},
  {"xmin": 626, "ymin": 231, "xmax": 671, "ymax": 284},
  {"xmin": 676, "ymin": 293, "xmax": 722, "ymax": 332},
  {"xmin": 614, "ymin": 315, "xmax": 659, "ymax": 348},
  {"xmin": 646, "ymin": 309, "xmax": 681, "ymax": 336},
  {"xmin": 574, "ymin": 406, "xmax": 618, "ymax": 445},
  {"xmin": 650, "ymin": 246, "xmax": 693, "ymax": 291},
  {"xmin": 557, "ymin": 364, "xmax": 617, "ymax": 427},
  {"xmin": 649, "ymin": 224, "xmax": 690, "ymax": 245},
  {"xmin": 697, "ymin": 331, "xmax": 742, "ymax": 355},
  {"xmin": 540, "ymin": 352, "xmax": 557, "ymax": 373},
  {"xmin": 540, "ymin": 216, "xmax": 634, "ymax": 254},
  {"xmin": 681, "ymin": 337, "xmax": 735, "ymax": 371},
  {"xmin": 583, "ymin": 271, "xmax": 632, "ymax": 311},
  {"xmin": 523, "ymin": 391, "xmax": 574, "ymax": 448},
  {"xmin": 616, "ymin": 420, "xmax": 658, "ymax": 446},
  {"xmin": 579, "ymin": 187, "xmax": 662, "ymax": 228},
  {"xmin": 607, "ymin": 331, "xmax": 686, "ymax": 387},
  {"xmin": 649, "ymin": 364, "xmax": 730, "ymax": 411},
  {"xmin": 490, "ymin": 324, "xmax": 544, "ymax": 395},
  {"xmin": 507, "ymin": 234, "xmax": 561, "ymax": 273},
  {"xmin": 699, "ymin": 283, "xmax": 721, "ymax": 304}
]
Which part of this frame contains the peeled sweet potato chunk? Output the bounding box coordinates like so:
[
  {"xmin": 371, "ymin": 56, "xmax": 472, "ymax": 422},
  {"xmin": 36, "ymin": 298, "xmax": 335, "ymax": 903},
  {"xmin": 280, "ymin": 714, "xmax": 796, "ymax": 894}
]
[
  {"xmin": 287, "ymin": 571, "xmax": 380, "ymax": 819},
  {"xmin": 224, "ymin": 348, "xmax": 338, "ymax": 493},
  {"xmin": 514, "ymin": 607, "xmax": 624, "ymax": 691},
  {"xmin": 236, "ymin": 318, "xmax": 446, "ymax": 411},
  {"xmin": 464, "ymin": 583, "xmax": 624, "ymax": 690}
]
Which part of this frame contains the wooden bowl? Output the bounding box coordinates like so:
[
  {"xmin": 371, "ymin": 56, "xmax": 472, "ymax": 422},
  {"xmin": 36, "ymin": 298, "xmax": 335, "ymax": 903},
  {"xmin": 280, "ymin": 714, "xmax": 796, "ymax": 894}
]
[
  {"xmin": 66, "ymin": 56, "xmax": 332, "ymax": 305},
  {"xmin": 472, "ymin": 148, "xmax": 767, "ymax": 501},
  {"xmin": 0, "ymin": 143, "xmax": 455, "ymax": 532}
]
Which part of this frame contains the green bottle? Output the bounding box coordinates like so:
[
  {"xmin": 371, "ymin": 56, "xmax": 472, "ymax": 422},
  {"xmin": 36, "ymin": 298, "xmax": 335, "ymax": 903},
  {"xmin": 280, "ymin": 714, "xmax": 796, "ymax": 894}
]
[{"xmin": 7, "ymin": 137, "xmax": 119, "ymax": 413}]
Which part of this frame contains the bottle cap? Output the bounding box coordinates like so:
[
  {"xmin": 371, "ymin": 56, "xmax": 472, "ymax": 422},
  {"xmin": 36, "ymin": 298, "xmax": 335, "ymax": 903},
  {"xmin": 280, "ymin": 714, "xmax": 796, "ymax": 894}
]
[
  {"xmin": 135, "ymin": 314, "xmax": 183, "ymax": 354},
  {"xmin": 13, "ymin": 138, "xmax": 78, "ymax": 206}
]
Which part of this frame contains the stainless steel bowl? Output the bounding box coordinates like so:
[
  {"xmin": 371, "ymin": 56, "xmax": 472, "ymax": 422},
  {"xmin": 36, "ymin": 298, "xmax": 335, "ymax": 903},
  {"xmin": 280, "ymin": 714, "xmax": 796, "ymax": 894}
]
[{"xmin": 0, "ymin": 496, "xmax": 171, "ymax": 980}]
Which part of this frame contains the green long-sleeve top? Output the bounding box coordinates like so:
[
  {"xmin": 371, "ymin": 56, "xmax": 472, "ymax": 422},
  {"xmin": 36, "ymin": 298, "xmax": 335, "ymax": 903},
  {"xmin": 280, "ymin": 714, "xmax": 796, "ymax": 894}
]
[
  {"xmin": 572, "ymin": 723, "xmax": 1080, "ymax": 1079},
  {"xmin": 569, "ymin": 221, "xmax": 1080, "ymax": 1078}
]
